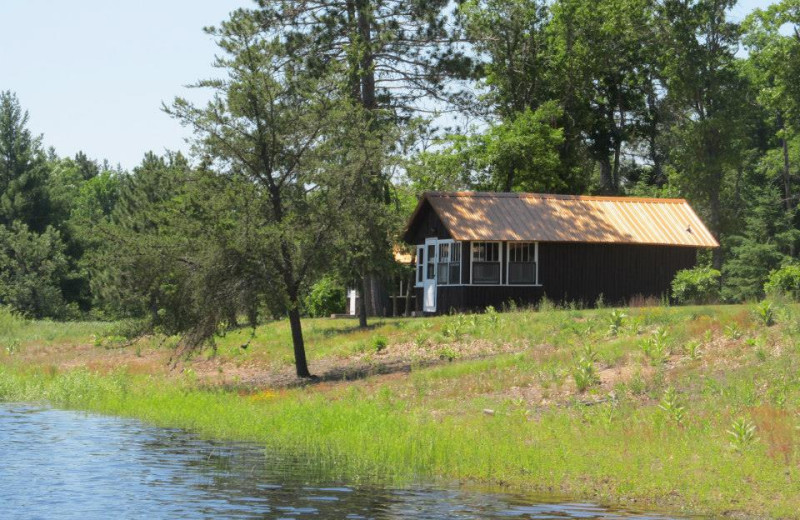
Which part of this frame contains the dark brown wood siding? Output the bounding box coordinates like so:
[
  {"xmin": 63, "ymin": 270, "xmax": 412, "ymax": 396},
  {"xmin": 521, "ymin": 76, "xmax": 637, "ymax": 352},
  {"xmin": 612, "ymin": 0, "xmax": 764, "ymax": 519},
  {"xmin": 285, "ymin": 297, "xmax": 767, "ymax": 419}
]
[
  {"xmin": 414, "ymin": 242, "xmax": 697, "ymax": 314},
  {"xmin": 406, "ymin": 201, "xmax": 451, "ymax": 244}
]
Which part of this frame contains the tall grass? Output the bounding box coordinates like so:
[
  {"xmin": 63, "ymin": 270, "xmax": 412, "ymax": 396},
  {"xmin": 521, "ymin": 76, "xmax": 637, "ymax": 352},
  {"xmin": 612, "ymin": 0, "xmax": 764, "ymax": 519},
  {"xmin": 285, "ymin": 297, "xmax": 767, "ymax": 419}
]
[{"xmin": 3, "ymin": 303, "xmax": 800, "ymax": 517}]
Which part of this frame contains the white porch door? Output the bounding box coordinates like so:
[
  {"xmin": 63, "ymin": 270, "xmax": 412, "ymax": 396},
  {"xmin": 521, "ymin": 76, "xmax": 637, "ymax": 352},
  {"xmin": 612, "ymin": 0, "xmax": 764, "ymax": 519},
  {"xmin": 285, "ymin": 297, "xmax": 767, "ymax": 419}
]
[{"xmin": 423, "ymin": 238, "xmax": 437, "ymax": 313}]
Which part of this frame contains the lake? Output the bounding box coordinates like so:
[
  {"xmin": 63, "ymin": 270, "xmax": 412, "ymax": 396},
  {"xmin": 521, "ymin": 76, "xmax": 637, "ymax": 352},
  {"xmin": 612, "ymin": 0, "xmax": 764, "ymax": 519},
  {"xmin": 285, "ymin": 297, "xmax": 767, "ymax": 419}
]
[{"xmin": 0, "ymin": 404, "xmax": 692, "ymax": 519}]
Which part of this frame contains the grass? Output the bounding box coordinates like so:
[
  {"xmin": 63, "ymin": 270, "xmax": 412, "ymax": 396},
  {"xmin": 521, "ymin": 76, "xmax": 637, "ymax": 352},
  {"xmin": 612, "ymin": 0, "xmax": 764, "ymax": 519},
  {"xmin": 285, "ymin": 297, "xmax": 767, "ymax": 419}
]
[{"xmin": 4, "ymin": 302, "xmax": 800, "ymax": 517}]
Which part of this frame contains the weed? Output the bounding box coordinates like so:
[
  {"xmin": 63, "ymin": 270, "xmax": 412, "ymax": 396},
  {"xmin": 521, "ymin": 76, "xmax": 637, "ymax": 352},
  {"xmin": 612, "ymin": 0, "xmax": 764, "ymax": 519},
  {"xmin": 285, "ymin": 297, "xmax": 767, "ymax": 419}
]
[
  {"xmin": 4, "ymin": 340, "xmax": 20, "ymax": 356},
  {"xmin": 581, "ymin": 344, "xmax": 599, "ymax": 363},
  {"xmin": 438, "ymin": 346, "xmax": 458, "ymax": 362},
  {"xmin": 755, "ymin": 347, "xmax": 768, "ymax": 362},
  {"xmin": 481, "ymin": 306, "xmax": 501, "ymax": 331},
  {"xmin": 629, "ymin": 371, "xmax": 646, "ymax": 396},
  {"xmin": 754, "ymin": 301, "xmax": 776, "ymax": 327},
  {"xmin": 443, "ymin": 315, "xmax": 467, "ymax": 340},
  {"xmin": 607, "ymin": 309, "xmax": 627, "ymax": 336},
  {"xmin": 372, "ymin": 336, "xmax": 388, "ymax": 353},
  {"xmin": 414, "ymin": 333, "xmax": 428, "ymax": 349},
  {"xmin": 537, "ymin": 296, "xmax": 556, "ymax": 313},
  {"xmin": 573, "ymin": 357, "xmax": 599, "ymax": 392},
  {"xmin": 683, "ymin": 340, "xmax": 701, "ymax": 360},
  {"xmin": 659, "ymin": 386, "xmax": 685, "ymax": 425},
  {"xmin": 599, "ymin": 403, "xmax": 617, "ymax": 429},
  {"xmin": 595, "ymin": 293, "xmax": 605, "ymax": 309},
  {"xmin": 641, "ymin": 328, "xmax": 670, "ymax": 365},
  {"xmin": 724, "ymin": 323, "xmax": 743, "ymax": 340},
  {"xmin": 728, "ymin": 417, "xmax": 758, "ymax": 452}
]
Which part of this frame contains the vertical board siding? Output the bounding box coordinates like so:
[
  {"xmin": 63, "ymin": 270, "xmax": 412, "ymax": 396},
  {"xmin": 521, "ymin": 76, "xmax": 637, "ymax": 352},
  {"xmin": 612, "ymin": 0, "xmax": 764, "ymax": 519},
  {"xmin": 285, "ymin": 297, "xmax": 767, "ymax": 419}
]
[{"xmin": 406, "ymin": 201, "xmax": 452, "ymax": 244}]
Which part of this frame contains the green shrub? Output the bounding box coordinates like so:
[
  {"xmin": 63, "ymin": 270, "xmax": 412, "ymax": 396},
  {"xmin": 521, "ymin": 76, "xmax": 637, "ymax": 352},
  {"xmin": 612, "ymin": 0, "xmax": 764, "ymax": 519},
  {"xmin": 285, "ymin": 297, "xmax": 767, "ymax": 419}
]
[
  {"xmin": 764, "ymin": 264, "xmax": 800, "ymax": 300},
  {"xmin": 372, "ymin": 335, "xmax": 388, "ymax": 352},
  {"xmin": 305, "ymin": 276, "xmax": 346, "ymax": 317},
  {"xmin": 671, "ymin": 266, "xmax": 721, "ymax": 305},
  {"xmin": 438, "ymin": 345, "xmax": 458, "ymax": 362}
]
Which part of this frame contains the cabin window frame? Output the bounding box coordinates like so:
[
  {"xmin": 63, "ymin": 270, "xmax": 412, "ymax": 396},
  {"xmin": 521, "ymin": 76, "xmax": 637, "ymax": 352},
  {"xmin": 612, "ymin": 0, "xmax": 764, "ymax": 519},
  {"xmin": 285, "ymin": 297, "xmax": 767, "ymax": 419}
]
[
  {"xmin": 415, "ymin": 245, "xmax": 425, "ymax": 287},
  {"xmin": 435, "ymin": 239, "xmax": 462, "ymax": 286},
  {"xmin": 505, "ymin": 241, "xmax": 540, "ymax": 286},
  {"xmin": 470, "ymin": 241, "xmax": 503, "ymax": 285}
]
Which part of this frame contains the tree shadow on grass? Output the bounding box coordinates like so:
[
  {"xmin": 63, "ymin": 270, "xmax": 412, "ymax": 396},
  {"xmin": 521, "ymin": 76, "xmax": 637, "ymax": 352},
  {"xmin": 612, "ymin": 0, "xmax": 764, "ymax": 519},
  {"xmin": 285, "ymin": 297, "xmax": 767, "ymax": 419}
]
[{"xmin": 311, "ymin": 322, "xmax": 385, "ymax": 338}]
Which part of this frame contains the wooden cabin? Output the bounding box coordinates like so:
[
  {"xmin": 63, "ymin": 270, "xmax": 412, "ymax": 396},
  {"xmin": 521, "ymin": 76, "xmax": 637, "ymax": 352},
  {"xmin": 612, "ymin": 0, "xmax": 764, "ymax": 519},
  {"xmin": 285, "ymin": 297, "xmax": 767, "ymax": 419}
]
[{"xmin": 402, "ymin": 191, "xmax": 719, "ymax": 314}]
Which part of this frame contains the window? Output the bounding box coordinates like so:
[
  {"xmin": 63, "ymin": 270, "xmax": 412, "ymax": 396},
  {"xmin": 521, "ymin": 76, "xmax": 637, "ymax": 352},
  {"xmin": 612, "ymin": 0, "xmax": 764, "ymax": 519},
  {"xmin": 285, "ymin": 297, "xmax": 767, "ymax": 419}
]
[
  {"xmin": 437, "ymin": 242, "xmax": 450, "ymax": 284},
  {"xmin": 508, "ymin": 242, "xmax": 537, "ymax": 284},
  {"xmin": 426, "ymin": 243, "xmax": 436, "ymax": 279},
  {"xmin": 416, "ymin": 246, "xmax": 424, "ymax": 286},
  {"xmin": 450, "ymin": 242, "xmax": 461, "ymax": 284},
  {"xmin": 437, "ymin": 241, "xmax": 461, "ymax": 285},
  {"xmin": 472, "ymin": 241, "xmax": 501, "ymax": 284}
]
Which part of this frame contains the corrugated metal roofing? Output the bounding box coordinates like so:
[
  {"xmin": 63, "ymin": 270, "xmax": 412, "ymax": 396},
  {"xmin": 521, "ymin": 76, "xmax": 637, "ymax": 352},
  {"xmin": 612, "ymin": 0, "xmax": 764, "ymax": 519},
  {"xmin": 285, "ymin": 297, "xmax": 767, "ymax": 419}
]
[{"xmin": 405, "ymin": 191, "xmax": 719, "ymax": 247}]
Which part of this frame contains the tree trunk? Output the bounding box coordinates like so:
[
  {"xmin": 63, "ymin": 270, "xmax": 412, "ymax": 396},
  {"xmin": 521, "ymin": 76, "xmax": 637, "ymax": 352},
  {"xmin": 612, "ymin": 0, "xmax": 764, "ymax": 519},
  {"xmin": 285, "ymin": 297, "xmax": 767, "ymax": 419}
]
[
  {"xmin": 404, "ymin": 269, "xmax": 414, "ymax": 317},
  {"xmin": 709, "ymin": 179, "xmax": 723, "ymax": 270},
  {"xmin": 503, "ymin": 170, "xmax": 515, "ymax": 192},
  {"xmin": 611, "ymin": 140, "xmax": 621, "ymax": 194},
  {"xmin": 599, "ymin": 157, "xmax": 613, "ymax": 194},
  {"xmin": 287, "ymin": 304, "xmax": 311, "ymax": 378},
  {"xmin": 646, "ymin": 80, "xmax": 664, "ymax": 186},
  {"xmin": 356, "ymin": 0, "xmax": 376, "ymax": 110},
  {"xmin": 778, "ymin": 111, "xmax": 792, "ymax": 212},
  {"xmin": 358, "ymin": 274, "xmax": 368, "ymax": 328}
]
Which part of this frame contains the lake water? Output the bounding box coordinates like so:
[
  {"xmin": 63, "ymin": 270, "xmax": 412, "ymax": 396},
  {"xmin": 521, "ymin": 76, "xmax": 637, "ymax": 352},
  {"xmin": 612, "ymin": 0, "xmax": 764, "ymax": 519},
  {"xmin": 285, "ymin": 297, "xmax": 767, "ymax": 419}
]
[{"xmin": 0, "ymin": 404, "xmax": 691, "ymax": 519}]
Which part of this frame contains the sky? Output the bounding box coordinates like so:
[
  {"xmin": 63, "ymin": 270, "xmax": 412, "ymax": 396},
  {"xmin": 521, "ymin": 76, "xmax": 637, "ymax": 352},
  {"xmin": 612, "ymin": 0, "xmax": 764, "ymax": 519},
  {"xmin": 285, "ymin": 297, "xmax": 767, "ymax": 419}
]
[{"xmin": 0, "ymin": 0, "xmax": 778, "ymax": 171}]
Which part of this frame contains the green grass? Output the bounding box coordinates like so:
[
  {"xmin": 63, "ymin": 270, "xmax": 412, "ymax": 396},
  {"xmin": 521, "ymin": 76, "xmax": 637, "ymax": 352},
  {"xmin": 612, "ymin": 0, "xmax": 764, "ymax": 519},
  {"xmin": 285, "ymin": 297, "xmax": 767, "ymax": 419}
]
[
  {"xmin": 0, "ymin": 306, "xmax": 110, "ymax": 349},
  {"xmin": 4, "ymin": 302, "xmax": 800, "ymax": 517}
]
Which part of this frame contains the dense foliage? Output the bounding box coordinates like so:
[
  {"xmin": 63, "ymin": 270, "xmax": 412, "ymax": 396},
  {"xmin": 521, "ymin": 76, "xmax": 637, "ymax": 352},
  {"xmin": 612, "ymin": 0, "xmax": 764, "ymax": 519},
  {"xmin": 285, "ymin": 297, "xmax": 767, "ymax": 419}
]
[
  {"xmin": 3, "ymin": 0, "xmax": 800, "ymax": 373},
  {"xmin": 671, "ymin": 266, "xmax": 722, "ymax": 305},
  {"xmin": 764, "ymin": 263, "xmax": 800, "ymax": 300}
]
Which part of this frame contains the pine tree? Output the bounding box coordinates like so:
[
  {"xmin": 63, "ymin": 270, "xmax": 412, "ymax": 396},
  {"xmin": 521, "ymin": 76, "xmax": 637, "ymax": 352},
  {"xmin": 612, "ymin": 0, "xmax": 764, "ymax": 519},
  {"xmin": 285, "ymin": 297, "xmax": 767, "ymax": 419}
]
[{"xmin": 0, "ymin": 91, "xmax": 51, "ymax": 232}]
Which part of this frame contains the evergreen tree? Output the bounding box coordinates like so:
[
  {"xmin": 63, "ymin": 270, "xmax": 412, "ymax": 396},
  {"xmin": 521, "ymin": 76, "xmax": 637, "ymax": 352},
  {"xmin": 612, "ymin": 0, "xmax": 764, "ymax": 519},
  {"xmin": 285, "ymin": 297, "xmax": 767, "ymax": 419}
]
[{"xmin": 0, "ymin": 91, "xmax": 51, "ymax": 232}]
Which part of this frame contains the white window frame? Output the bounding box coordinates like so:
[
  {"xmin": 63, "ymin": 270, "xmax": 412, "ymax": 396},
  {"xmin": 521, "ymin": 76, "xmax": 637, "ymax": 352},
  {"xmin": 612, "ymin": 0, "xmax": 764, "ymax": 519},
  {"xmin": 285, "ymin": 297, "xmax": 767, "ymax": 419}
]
[
  {"xmin": 450, "ymin": 241, "xmax": 462, "ymax": 285},
  {"xmin": 437, "ymin": 241, "xmax": 451, "ymax": 285},
  {"xmin": 415, "ymin": 245, "xmax": 425, "ymax": 287},
  {"xmin": 505, "ymin": 241, "xmax": 540, "ymax": 286},
  {"xmin": 435, "ymin": 239, "xmax": 463, "ymax": 286},
  {"xmin": 470, "ymin": 241, "xmax": 503, "ymax": 285}
]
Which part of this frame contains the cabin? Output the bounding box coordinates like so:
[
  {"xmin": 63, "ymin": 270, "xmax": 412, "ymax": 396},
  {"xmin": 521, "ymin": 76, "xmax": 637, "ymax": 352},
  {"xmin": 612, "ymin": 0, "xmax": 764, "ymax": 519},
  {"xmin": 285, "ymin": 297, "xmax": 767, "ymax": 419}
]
[{"xmin": 402, "ymin": 191, "xmax": 719, "ymax": 315}]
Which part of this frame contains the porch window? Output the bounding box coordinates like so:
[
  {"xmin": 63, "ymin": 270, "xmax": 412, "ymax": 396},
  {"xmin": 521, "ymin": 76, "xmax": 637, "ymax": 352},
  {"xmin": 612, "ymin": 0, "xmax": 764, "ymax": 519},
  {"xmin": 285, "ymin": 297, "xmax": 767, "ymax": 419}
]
[
  {"xmin": 426, "ymin": 243, "xmax": 436, "ymax": 279},
  {"xmin": 416, "ymin": 245, "xmax": 424, "ymax": 286},
  {"xmin": 437, "ymin": 241, "xmax": 461, "ymax": 285},
  {"xmin": 508, "ymin": 242, "xmax": 537, "ymax": 284},
  {"xmin": 472, "ymin": 241, "xmax": 501, "ymax": 284}
]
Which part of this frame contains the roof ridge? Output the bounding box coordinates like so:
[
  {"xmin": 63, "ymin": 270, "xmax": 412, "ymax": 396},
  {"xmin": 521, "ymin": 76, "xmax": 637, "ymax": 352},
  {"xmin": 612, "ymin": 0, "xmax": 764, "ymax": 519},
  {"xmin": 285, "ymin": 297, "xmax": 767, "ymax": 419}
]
[{"xmin": 423, "ymin": 191, "xmax": 687, "ymax": 204}]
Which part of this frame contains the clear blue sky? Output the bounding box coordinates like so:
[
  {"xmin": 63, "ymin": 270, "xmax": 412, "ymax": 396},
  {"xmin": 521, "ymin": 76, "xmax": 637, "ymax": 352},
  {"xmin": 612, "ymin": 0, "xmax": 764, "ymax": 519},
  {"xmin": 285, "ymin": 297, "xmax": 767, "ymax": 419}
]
[{"xmin": 0, "ymin": 0, "xmax": 775, "ymax": 171}]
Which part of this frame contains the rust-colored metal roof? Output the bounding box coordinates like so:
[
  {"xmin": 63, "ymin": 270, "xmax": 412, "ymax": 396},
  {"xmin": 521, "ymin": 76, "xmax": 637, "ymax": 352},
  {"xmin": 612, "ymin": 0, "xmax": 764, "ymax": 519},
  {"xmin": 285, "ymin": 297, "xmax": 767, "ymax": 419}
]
[{"xmin": 405, "ymin": 191, "xmax": 719, "ymax": 247}]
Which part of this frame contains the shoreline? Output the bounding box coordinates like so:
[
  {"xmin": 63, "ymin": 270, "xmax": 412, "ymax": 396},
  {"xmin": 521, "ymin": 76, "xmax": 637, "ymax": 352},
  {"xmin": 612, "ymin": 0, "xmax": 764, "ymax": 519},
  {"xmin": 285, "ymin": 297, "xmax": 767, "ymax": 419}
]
[{"xmin": 2, "ymin": 304, "xmax": 798, "ymax": 518}]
